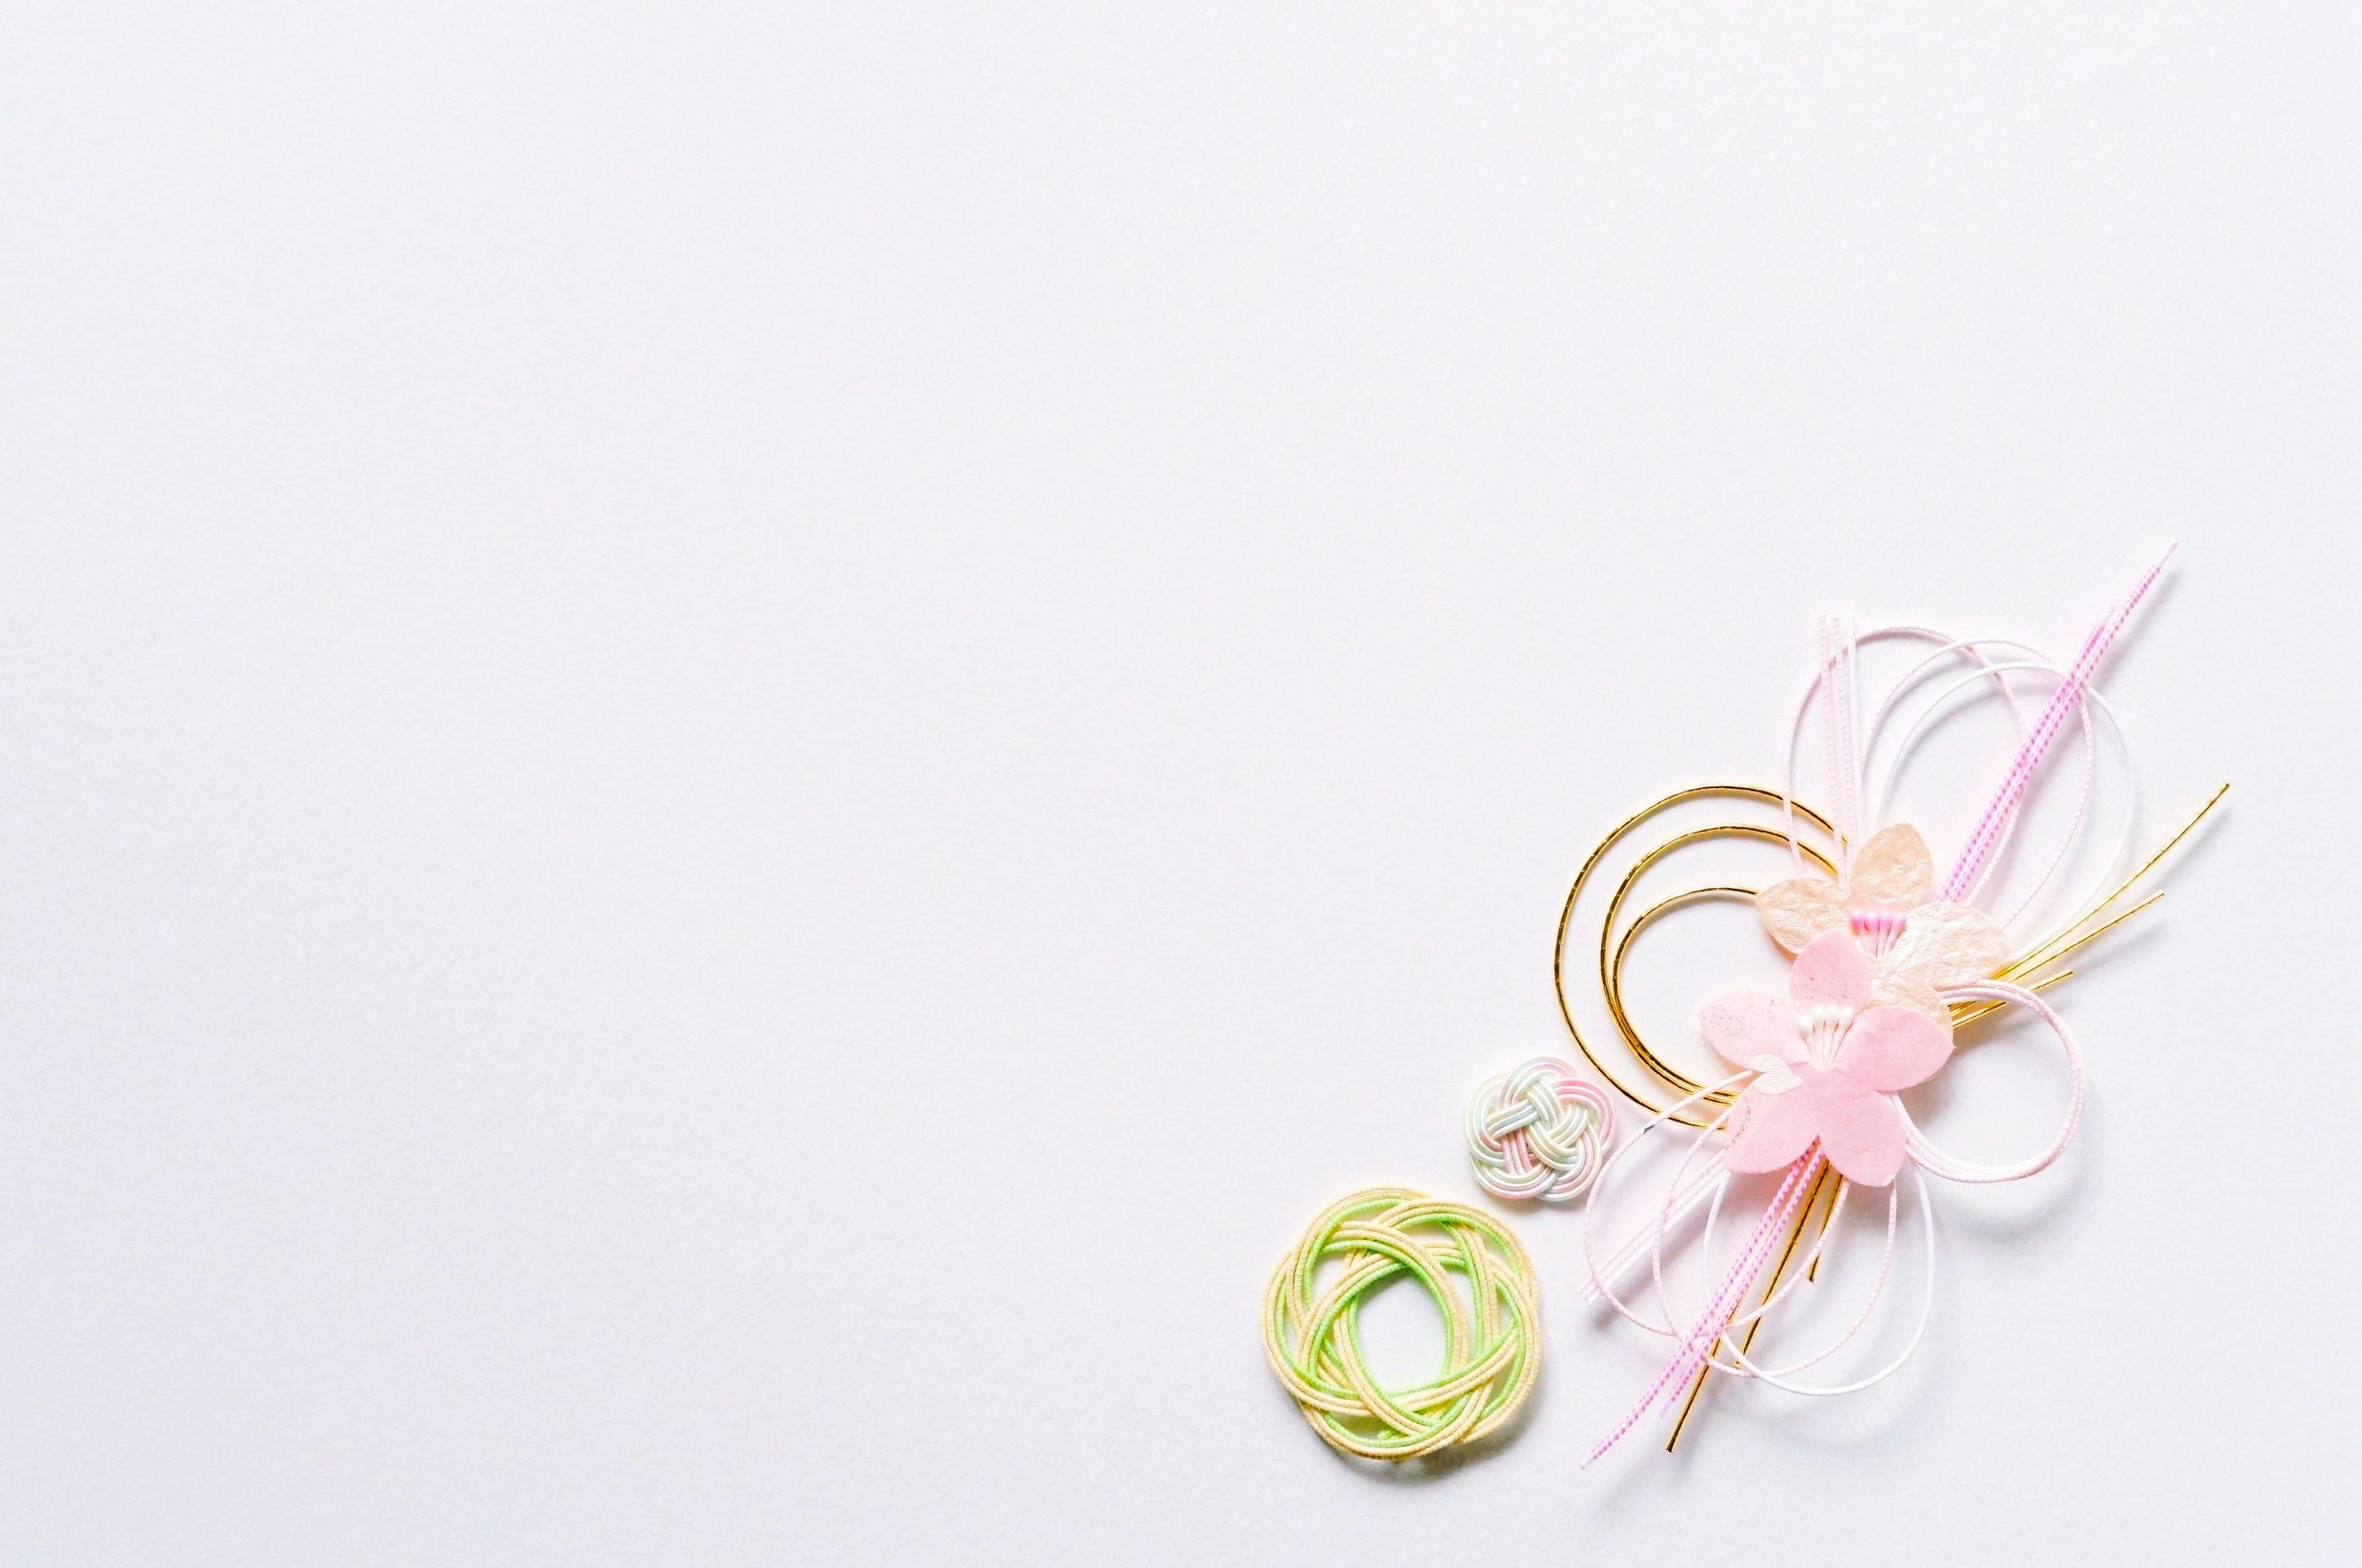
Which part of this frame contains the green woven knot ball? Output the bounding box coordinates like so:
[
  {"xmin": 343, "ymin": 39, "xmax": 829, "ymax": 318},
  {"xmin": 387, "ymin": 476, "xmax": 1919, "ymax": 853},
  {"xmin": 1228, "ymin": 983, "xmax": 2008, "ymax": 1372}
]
[{"xmin": 1261, "ymin": 1187, "xmax": 1540, "ymax": 1460}]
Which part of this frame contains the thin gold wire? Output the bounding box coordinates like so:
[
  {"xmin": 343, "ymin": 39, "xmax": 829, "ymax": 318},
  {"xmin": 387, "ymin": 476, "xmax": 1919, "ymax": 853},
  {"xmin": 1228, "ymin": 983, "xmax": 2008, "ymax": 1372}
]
[
  {"xmin": 1599, "ymin": 829, "xmax": 1831, "ymax": 1097},
  {"xmin": 2004, "ymin": 782, "xmax": 2226, "ymax": 979},
  {"xmin": 1607, "ymin": 886, "xmax": 1757, "ymax": 1107},
  {"xmin": 2008, "ymin": 893, "xmax": 2161, "ymax": 983},
  {"xmin": 1952, "ymin": 782, "xmax": 2226, "ymax": 1029},
  {"xmin": 1554, "ymin": 786, "xmax": 1837, "ymax": 1129},
  {"xmin": 1664, "ymin": 1160, "xmax": 1839, "ymax": 1451}
]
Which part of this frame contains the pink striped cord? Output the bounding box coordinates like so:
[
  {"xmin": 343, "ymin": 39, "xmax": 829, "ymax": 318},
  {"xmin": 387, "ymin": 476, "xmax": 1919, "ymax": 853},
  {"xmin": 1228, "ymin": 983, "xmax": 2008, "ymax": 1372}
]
[
  {"xmin": 1938, "ymin": 550, "xmax": 2172, "ymax": 902},
  {"xmin": 1818, "ymin": 617, "xmax": 1861, "ymax": 877},
  {"xmin": 1583, "ymin": 1149, "xmax": 1821, "ymax": 1467}
]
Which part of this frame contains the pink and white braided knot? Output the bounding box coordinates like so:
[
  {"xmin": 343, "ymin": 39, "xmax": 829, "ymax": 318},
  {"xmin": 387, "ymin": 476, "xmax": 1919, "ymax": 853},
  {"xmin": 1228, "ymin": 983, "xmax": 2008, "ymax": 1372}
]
[{"xmin": 1465, "ymin": 1057, "xmax": 1618, "ymax": 1203}]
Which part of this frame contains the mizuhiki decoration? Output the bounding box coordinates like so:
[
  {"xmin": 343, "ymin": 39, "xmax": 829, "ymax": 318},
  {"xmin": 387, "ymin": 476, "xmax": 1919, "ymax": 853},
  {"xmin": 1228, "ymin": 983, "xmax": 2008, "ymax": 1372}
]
[
  {"xmin": 1465, "ymin": 1057, "xmax": 1616, "ymax": 1203},
  {"xmin": 1556, "ymin": 551, "xmax": 2224, "ymax": 1462},
  {"xmin": 1261, "ymin": 1188, "xmax": 1541, "ymax": 1460}
]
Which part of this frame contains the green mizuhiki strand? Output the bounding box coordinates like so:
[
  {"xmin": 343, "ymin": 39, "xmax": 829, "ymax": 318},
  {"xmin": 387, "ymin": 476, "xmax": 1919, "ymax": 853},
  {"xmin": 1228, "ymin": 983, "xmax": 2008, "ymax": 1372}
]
[{"xmin": 1260, "ymin": 1188, "xmax": 1540, "ymax": 1461}]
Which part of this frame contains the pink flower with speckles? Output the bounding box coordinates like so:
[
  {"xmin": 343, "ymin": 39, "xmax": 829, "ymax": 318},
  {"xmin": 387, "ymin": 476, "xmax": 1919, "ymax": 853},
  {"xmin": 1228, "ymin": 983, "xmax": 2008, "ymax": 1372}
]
[{"xmin": 1700, "ymin": 930, "xmax": 1952, "ymax": 1186}]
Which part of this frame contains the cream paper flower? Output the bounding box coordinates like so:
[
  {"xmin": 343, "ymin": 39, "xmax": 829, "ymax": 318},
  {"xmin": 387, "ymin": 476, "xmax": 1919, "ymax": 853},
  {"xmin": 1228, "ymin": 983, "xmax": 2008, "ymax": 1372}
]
[{"xmin": 1756, "ymin": 823, "xmax": 2006, "ymax": 1032}]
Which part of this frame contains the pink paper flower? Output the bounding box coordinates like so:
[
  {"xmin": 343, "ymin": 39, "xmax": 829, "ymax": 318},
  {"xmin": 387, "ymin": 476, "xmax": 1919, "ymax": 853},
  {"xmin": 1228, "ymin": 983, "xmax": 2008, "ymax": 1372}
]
[
  {"xmin": 1700, "ymin": 931, "xmax": 1952, "ymax": 1186},
  {"xmin": 1756, "ymin": 822, "xmax": 2008, "ymax": 1029}
]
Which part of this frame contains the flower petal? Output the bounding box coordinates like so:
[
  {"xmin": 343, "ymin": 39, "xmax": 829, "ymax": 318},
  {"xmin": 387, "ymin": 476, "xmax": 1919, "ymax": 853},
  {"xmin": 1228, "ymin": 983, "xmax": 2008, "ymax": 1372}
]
[
  {"xmin": 1850, "ymin": 824, "xmax": 1934, "ymax": 909},
  {"xmin": 1724, "ymin": 1083, "xmax": 1819, "ymax": 1174},
  {"xmin": 1812, "ymin": 1075, "xmax": 1909, "ymax": 1186},
  {"xmin": 1885, "ymin": 902, "xmax": 2008, "ymax": 991},
  {"xmin": 1867, "ymin": 969, "xmax": 1951, "ymax": 1029},
  {"xmin": 1701, "ymin": 990, "xmax": 1800, "ymax": 1069},
  {"xmin": 1839, "ymin": 1005, "xmax": 1952, "ymax": 1091},
  {"xmin": 1789, "ymin": 930, "xmax": 1873, "ymax": 1013},
  {"xmin": 1757, "ymin": 875, "xmax": 1845, "ymax": 955}
]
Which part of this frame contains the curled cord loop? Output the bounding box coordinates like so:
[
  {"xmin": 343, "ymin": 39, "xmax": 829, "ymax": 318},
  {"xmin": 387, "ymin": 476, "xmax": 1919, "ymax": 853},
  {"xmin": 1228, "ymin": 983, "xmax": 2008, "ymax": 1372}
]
[
  {"xmin": 1588, "ymin": 977, "xmax": 2078, "ymax": 1456},
  {"xmin": 1904, "ymin": 980, "xmax": 2086, "ymax": 1183}
]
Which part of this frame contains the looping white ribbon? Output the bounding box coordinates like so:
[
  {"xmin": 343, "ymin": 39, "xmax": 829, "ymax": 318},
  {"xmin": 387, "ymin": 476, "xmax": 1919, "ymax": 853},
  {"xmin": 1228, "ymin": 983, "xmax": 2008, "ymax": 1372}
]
[
  {"xmin": 1905, "ymin": 979, "xmax": 2086, "ymax": 1184},
  {"xmin": 1580, "ymin": 976, "xmax": 2085, "ymax": 1420}
]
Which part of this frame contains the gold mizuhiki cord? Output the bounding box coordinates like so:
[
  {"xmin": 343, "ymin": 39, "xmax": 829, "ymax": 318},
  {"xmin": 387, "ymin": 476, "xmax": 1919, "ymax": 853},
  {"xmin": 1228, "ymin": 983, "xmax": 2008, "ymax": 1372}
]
[{"xmin": 1554, "ymin": 785, "xmax": 1839, "ymax": 1129}]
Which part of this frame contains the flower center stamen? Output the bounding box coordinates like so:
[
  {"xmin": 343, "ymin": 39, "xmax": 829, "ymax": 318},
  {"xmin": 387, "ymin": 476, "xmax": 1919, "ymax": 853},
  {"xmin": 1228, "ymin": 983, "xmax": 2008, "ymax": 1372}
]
[
  {"xmin": 1796, "ymin": 1002, "xmax": 1853, "ymax": 1070},
  {"xmin": 1848, "ymin": 905, "xmax": 1907, "ymax": 957}
]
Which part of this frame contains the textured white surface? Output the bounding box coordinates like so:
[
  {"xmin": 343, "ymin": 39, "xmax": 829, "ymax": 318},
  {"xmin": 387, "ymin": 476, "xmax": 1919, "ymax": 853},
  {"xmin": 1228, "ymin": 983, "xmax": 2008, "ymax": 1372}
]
[{"xmin": 0, "ymin": 5, "xmax": 2352, "ymax": 1562}]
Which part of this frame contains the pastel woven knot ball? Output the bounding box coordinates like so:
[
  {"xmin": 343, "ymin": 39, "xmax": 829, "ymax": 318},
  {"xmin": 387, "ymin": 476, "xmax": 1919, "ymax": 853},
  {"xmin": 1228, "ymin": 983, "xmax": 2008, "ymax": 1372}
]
[
  {"xmin": 1465, "ymin": 1057, "xmax": 1616, "ymax": 1203},
  {"xmin": 1261, "ymin": 1188, "xmax": 1540, "ymax": 1461}
]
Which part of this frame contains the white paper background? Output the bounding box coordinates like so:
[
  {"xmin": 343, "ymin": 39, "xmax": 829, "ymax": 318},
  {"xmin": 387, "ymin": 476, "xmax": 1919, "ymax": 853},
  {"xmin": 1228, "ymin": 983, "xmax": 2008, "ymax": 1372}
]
[{"xmin": 0, "ymin": 5, "xmax": 2352, "ymax": 1562}]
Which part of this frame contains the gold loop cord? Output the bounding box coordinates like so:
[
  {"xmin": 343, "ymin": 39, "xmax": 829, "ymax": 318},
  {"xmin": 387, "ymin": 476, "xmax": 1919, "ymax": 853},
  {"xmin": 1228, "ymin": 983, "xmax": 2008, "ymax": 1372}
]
[
  {"xmin": 1557, "ymin": 781, "xmax": 2226, "ymax": 1125},
  {"xmin": 1607, "ymin": 886, "xmax": 1756, "ymax": 1104},
  {"xmin": 1599, "ymin": 827, "xmax": 1833, "ymax": 1101},
  {"xmin": 1553, "ymin": 786, "xmax": 1836, "ymax": 1129}
]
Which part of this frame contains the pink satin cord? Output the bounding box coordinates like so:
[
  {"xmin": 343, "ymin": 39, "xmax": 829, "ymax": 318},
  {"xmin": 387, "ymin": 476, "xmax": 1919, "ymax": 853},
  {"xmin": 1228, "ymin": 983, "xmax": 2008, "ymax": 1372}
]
[
  {"xmin": 1583, "ymin": 1149, "xmax": 1821, "ymax": 1468},
  {"xmin": 1781, "ymin": 624, "xmax": 2137, "ymax": 959},
  {"xmin": 1578, "ymin": 974, "xmax": 2085, "ymax": 1458},
  {"xmin": 1939, "ymin": 548, "xmax": 2172, "ymax": 903},
  {"xmin": 1818, "ymin": 616, "xmax": 1861, "ymax": 878}
]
